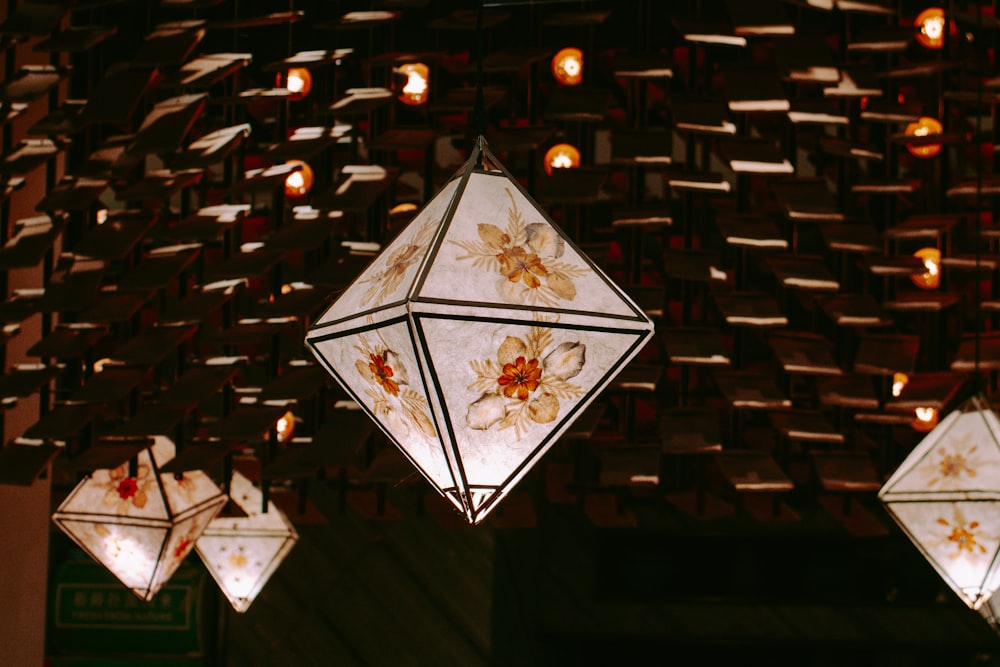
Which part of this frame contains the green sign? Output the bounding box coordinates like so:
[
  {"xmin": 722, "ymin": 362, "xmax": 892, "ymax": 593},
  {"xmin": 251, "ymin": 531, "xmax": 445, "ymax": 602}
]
[{"xmin": 48, "ymin": 556, "xmax": 211, "ymax": 657}]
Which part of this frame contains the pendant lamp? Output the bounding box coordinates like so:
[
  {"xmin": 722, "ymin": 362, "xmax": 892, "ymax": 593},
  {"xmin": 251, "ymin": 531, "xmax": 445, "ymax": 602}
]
[
  {"xmin": 52, "ymin": 438, "xmax": 227, "ymax": 601},
  {"xmin": 196, "ymin": 471, "xmax": 299, "ymax": 613},
  {"xmin": 306, "ymin": 138, "xmax": 655, "ymax": 523},
  {"xmin": 879, "ymin": 395, "xmax": 1000, "ymax": 610}
]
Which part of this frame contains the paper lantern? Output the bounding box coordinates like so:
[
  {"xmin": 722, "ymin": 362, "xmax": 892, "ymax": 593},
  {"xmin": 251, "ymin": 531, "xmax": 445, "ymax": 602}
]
[
  {"xmin": 52, "ymin": 438, "xmax": 226, "ymax": 601},
  {"xmin": 551, "ymin": 47, "xmax": 583, "ymax": 86},
  {"xmin": 910, "ymin": 247, "xmax": 941, "ymax": 289},
  {"xmin": 284, "ymin": 67, "xmax": 312, "ymax": 98},
  {"xmin": 396, "ymin": 63, "xmax": 429, "ymax": 106},
  {"xmin": 284, "ymin": 160, "xmax": 313, "ymax": 197},
  {"xmin": 905, "ymin": 117, "xmax": 943, "ymax": 159},
  {"xmin": 544, "ymin": 143, "xmax": 581, "ymax": 175},
  {"xmin": 914, "ymin": 7, "xmax": 946, "ymax": 50},
  {"xmin": 880, "ymin": 395, "xmax": 1000, "ymax": 610},
  {"xmin": 305, "ymin": 138, "xmax": 654, "ymax": 524},
  {"xmin": 196, "ymin": 471, "xmax": 298, "ymax": 613}
]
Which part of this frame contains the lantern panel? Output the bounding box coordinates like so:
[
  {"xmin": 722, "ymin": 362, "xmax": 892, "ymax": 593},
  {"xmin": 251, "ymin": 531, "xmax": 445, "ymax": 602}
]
[
  {"xmin": 309, "ymin": 319, "xmax": 459, "ymax": 497},
  {"xmin": 880, "ymin": 407, "xmax": 1000, "ymax": 500},
  {"xmin": 417, "ymin": 172, "xmax": 640, "ymax": 320},
  {"xmin": 885, "ymin": 500, "xmax": 1000, "ymax": 609},
  {"xmin": 196, "ymin": 472, "xmax": 299, "ymax": 613},
  {"xmin": 53, "ymin": 519, "xmax": 168, "ymax": 592},
  {"xmin": 415, "ymin": 317, "xmax": 647, "ymax": 502},
  {"xmin": 312, "ymin": 178, "xmax": 461, "ymax": 329}
]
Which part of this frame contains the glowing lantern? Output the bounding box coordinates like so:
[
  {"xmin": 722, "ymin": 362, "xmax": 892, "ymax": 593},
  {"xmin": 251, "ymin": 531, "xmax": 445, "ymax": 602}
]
[
  {"xmin": 305, "ymin": 137, "xmax": 654, "ymax": 524},
  {"xmin": 276, "ymin": 410, "xmax": 295, "ymax": 442},
  {"xmin": 881, "ymin": 395, "xmax": 1000, "ymax": 610},
  {"xmin": 915, "ymin": 8, "xmax": 946, "ymax": 50},
  {"xmin": 543, "ymin": 143, "xmax": 581, "ymax": 175},
  {"xmin": 283, "ymin": 160, "xmax": 313, "ymax": 197},
  {"xmin": 910, "ymin": 247, "xmax": 942, "ymax": 289},
  {"xmin": 905, "ymin": 117, "xmax": 943, "ymax": 159},
  {"xmin": 397, "ymin": 63, "xmax": 429, "ymax": 106},
  {"xmin": 196, "ymin": 471, "xmax": 298, "ymax": 613},
  {"xmin": 551, "ymin": 48, "xmax": 583, "ymax": 86},
  {"xmin": 893, "ymin": 372, "xmax": 909, "ymax": 398},
  {"xmin": 912, "ymin": 406, "xmax": 940, "ymax": 432},
  {"xmin": 52, "ymin": 438, "xmax": 226, "ymax": 601},
  {"xmin": 283, "ymin": 67, "xmax": 312, "ymax": 99}
]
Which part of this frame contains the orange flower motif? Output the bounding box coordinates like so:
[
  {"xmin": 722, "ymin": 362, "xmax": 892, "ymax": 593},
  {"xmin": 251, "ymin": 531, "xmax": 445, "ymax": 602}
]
[
  {"xmin": 497, "ymin": 246, "xmax": 547, "ymax": 289},
  {"xmin": 497, "ymin": 356, "xmax": 542, "ymax": 400},
  {"xmin": 937, "ymin": 516, "xmax": 988, "ymax": 557},
  {"xmin": 369, "ymin": 353, "xmax": 399, "ymax": 396}
]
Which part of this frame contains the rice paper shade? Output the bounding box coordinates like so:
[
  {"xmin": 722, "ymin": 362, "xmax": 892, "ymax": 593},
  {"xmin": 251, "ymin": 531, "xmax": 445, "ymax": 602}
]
[
  {"xmin": 196, "ymin": 471, "xmax": 299, "ymax": 613},
  {"xmin": 305, "ymin": 138, "xmax": 655, "ymax": 524},
  {"xmin": 879, "ymin": 395, "xmax": 1000, "ymax": 610},
  {"xmin": 52, "ymin": 438, "xmax": 226, "ymax": 601}
]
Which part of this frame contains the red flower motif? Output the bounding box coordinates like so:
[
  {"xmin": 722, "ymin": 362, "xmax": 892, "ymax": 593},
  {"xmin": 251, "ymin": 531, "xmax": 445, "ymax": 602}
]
[
  {"xmin": 117, "ymin": 478, "xmax": 139, "ymax": 500},
  {"xmin": 369, "ymin": 353, "xmax": 399, "ymax": 396},
  {"xmin": 497, "ymin": 356, "xmax": 542, "ymax": 400},
  {"xmin": 174, "ymin": 538, "xmax": 192, "ymax": 559}
]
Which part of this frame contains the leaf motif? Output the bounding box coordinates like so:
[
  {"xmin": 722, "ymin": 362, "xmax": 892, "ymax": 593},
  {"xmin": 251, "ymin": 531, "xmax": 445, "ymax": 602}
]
[
  {"xmin": 356, "ymin": 359, "xmax": 375, "ymax": 383},
  {"xmin": 382, "ymin": 349, "xmax": 409, "ymax": 386},
  {"xmin": 528, "ymin": 392, "xmax": 560, "ymax": 424},
  {"xmin": 546, "ymin": 272, "xmax": 577, "ymax": 301},
  {"xmin": 406, "ymin": 406, "xmax": 437, "ymax": 438},
  {"xmin": 525, "ymin": 223, "xmax": 565, "ymax": 258},
  {"xmin": 497, "ymin": 336, "xmax": 528, "ymax": 366},
  {"xmin": 543, "ymin": 341, "xmax": 585, "ymax": 380},
  {"xmin": 478, "ymin": 223, "xmax": 510, "ymax": 249},
  {"xmin": 467, "ymin": 393, "xmax": 506, "ymax": 430}
]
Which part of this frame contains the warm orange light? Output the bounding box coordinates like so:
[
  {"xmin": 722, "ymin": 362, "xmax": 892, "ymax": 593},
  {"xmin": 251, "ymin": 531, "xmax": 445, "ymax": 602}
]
[
  {"xmin": 96, "ymin": 208, "xmax": 108, "ymax": 225},
  {"xmin": 551, "ymin": 48, "xmax": 583, "ymax": 86},
  {"xmin": 892, "ymin": 373, "xmax": 909, "ymax": 398},
  {"xmin": 544, "ymin": 143, "xmax": 581, "ymax": 175},
  {"xmin": 283, "ymin": 160, "xmax": 313, "ymax": 197},
  {"xmin": 911, "ymin": 407, "xmax": 939, "ymax": 432},
  {"xmin": 397, "ymin": 63, "xmax": 429, "ymax": 106},
  {"xmin": 283, "ymin": 67, "xmax": 312, "ymax": 99},
  {"xmin": 905, "ymin": 117, "xmax": 943, "ymax": 158},
  {"xmin": 276, "ymin": 410, "xmax": 295, "ymax": 442},
  {"xmin": 390, "ymin": 202, "xmax": 418, "ymax": 215},
  {"xmin": 93, "ymin": 357, "xmax": 113, "ymax": 373},
  {"xmin": 915, "ymin": 8, "xmax": 946, "ymax": 49},
  {"xmin": 910, "ymin": 247, "xmax": 941, "ymax": 289}
]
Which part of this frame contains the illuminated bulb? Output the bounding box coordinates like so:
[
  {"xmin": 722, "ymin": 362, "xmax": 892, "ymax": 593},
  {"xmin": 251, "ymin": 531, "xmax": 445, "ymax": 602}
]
[
  {"xmin": 551, "ymin": 48, "xmax": 583, "ymax": 86},
  {"xmin": 283, "ymin": 160, "xmax": 313, "ymax": 197},
  {"xmin": 397, "ymin": 63, "xmax": 429, "ymax": 106},
  {"xmin": 892, "ymin": 372, "xmax": 909, "ymax": 398},
  {"xmin": 910, "ymin": 247, "xmax": 941, "ymax": 289},
  {"xmin": 96, "ymin": 209, "xmax": 108, "ymax": 225},
  {"xmin": 544, "ymin": 143, "xmax": 581, "ymax": 176},
  {"xmin": 905, "ymin": 117, "xmax": 943, "ymax": 158},
  {"xmin": 283, "ymin": 67, "xmax": 312, "ymax": 99},
  {"xmin": 915, "ymin": 8, "xmax": 946, "ymax": 49},
  {"xmin": 912, "ymin": 407, "xmax": 939, "ymax": 432},
  {"xmin": 94, "ymin": 357, "xmax": 112, "ymax": 373},
  {"xmin": 276, "ymin": 411, "xmax": 295, "ymax": 442}
]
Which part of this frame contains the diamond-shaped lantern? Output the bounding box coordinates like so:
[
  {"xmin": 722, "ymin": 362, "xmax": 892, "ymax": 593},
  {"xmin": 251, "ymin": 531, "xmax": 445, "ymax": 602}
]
[
  {"xmin": 306, "ymin": 138, "xmax": 655, "ymax": 523},
  {"xmin": 196, "ymin": 471, "xmax": 299, "ymax": 613},
  {"xmin": 879, "ymin": 395, "xmax": 1000, "ymax": 610},
  {"xmin": 52, "ymin": 438, "xmax": 227, "ymax": 601}
]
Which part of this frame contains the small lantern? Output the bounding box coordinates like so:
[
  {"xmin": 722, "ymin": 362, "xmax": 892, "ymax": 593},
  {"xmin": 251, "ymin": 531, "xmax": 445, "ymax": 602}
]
[
  {"xmin": 284, "ymin": 160, "xmax": 314, "ymax": 197},
  {"xmin": 880, "ymin": 395, "xmax": 1000, "ymax": 610},
  {"xmin": 911, "ymin": 406, "xmax": 940, "ymax": 432},
  {"xmin": 305, "ymin": 138, "xmax": 654, "ymax": 524},
  {"xmin": 196, "ymin": 471, "xmax": 298, "ymax": 613},
  {"xmin": 396, "ymin": 63, "xmax": 429, "ymax": 106},
  {"xmin": 543, "ymin": 143, "xmax": 581, "ymax": 175},
  {"xmin": 283, "ymin": 67, "xmax": 312, "ymax": 99},
  {"xmin": 910, "ymin": 247, "xmax": 941, "ymax": 289},
  {"xmin": 551, "ymin": 48, "xmax": 583, "ymax": 86},
  {"xmin": 52, "ymin": 438, "xmax": 226, "ymax": 601},
  {"xmin": 914, "ymin": 8, "xmax": 947, "ymax": 50},
  {"xmin": 905, "ymin": 117, "xmax": 943, "ymax": 159}
]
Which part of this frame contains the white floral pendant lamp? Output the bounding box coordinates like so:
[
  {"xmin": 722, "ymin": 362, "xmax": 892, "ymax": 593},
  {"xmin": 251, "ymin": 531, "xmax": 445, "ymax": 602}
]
[
  {"xmin": 879, "ymin": 394, "xmax": 1000, "ymax": 610},
  {"xmin": 52, "ymin": 438, "xmax": 227, "ymax": 601},
  {"xmin": 196, "ymin": 471, "xmax": 299, "ymax": 613},
  {"xmin": 306, "ymin": 138, "xmax": 655, "ymax": 523}
]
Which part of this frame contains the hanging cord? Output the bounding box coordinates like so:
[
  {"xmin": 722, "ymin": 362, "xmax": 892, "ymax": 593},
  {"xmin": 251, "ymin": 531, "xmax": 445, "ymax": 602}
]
[
  {"xmin": 974, "ymin": 2, "xmax": 984, "ymax": 392},
  {"xmin": 474, "ymin": 0, "xmax": 486, "ymax": 141}
]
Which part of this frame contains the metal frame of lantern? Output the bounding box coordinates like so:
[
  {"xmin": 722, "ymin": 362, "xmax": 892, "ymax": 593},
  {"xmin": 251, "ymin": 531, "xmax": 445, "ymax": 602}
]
[
  {"xmin": 52, "ymin": 438, "xmax": 227, "ymax": 601},
  {"xmin": 196, "ymin": 471, "xmax": 298, "ymax": 613},
  {"xmin": 879, "ymin": 395, "xmax": 1000, "ymax": 611},
  {"xmin": 305, "ymin": 137, "xmax": 655, "ymax": 524}
]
